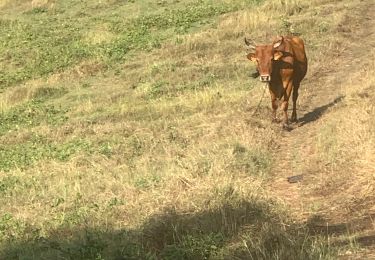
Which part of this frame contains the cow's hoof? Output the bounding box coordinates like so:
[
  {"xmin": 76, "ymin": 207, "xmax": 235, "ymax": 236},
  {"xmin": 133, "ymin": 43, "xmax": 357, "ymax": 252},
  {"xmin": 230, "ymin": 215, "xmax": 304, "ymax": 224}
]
[{"xmin": 282, "ymin": 123, "xmax": 292, "ymax": 131}]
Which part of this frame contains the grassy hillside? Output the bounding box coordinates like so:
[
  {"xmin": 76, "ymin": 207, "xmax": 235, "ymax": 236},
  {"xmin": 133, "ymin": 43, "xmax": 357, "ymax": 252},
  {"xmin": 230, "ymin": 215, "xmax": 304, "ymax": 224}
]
[
  {"xmin": 0, "ymin": 0, "xmax": 260, "ymax": 89},
  {"xmin": 0, "ymin": 0, "xmax": 374, "ymax": 259}
]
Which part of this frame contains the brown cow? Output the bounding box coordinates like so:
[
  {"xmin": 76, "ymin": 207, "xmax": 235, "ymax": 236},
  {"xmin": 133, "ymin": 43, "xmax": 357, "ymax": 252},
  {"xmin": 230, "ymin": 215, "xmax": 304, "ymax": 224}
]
[{"xmin": 245, "ymin": 35, "xmax": 308, "ymax": 129}]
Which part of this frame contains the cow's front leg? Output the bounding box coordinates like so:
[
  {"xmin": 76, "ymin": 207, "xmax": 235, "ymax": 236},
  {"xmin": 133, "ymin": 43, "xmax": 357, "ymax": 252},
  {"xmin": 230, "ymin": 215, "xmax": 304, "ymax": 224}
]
[{"xmin": 269, "ymin": 88, "xmax": 278, "ymax": 122}]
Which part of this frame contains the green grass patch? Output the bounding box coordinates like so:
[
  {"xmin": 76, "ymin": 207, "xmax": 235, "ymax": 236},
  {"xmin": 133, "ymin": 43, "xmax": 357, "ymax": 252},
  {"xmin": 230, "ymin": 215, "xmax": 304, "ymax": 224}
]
[
  {"xmin": 0, "ymin": 135, "xmax": 93, "ymax": 172},
  {"xmin": 0, "ymin": 0, "xmax": 261, "ymax": 88},
  {"xmin": 0, "ymin": 17, "xmax": 90, "ymax": 88},
  {"xmin": 0, "ymin": 213, "xmax": 27, "ymax": 243},
  {"xmin": 161, "ymin": 233, "xmax": 225, "ymax": 260},
  {"xmin": 0, "ymin": 132, "xmax": 150, "ymax": 172},
  {"xmin": 0, "ymin": 176, "xmax": 20, "ymax": 195},
  {"xmin": 0, "ymin": 99, "xmax": 69, "ymax": 135}
]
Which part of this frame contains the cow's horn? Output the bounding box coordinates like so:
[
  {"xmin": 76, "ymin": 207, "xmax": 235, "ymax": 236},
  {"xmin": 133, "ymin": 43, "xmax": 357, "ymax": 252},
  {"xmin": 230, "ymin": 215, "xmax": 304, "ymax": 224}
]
[{"xmin": 244, "ymin": 37, "xmax": 256, "ymax": 50}]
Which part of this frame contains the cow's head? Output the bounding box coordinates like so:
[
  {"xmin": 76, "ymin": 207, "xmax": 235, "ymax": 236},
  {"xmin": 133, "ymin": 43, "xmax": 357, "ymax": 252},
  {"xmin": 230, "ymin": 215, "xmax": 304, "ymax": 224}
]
[{"xmin": 245, "ymin": 37, "xmax": 284, "ymax": 82}]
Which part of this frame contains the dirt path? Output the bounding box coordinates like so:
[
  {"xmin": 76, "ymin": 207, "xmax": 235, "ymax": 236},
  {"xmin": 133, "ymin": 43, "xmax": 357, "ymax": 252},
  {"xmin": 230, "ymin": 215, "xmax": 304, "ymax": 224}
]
[{"xmin": 268, "ymin": 0, "xmax": 375, "ymax": 257}]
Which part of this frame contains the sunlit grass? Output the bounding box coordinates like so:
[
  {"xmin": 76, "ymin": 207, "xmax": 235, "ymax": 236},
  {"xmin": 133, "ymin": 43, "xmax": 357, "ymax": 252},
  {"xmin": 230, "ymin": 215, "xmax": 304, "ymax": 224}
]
[{"xmin": 0, "ymin": 0, "xmax": 373, "ymax": 258}]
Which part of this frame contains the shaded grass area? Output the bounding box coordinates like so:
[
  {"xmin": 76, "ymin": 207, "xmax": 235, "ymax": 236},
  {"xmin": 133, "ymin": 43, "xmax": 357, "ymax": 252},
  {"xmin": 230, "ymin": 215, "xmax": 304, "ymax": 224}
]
[{"xmin": 0, "ymin": 195, "xmax": 335, "ymax": 259}]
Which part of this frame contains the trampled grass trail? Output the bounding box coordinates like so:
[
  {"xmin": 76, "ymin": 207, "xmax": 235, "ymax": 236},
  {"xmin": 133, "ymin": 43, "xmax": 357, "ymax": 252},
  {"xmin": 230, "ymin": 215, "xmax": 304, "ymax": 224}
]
[{"xmin": 269, "ymin": 1, "xmax": 375, "ymax": 257}]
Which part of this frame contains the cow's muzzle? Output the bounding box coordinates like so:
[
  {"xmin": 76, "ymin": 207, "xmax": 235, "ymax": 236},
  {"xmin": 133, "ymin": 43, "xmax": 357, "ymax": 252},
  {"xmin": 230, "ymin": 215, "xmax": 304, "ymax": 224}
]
[{"xmin": 260, "ymin": 75, "xmax": 271, "ymax": 82}]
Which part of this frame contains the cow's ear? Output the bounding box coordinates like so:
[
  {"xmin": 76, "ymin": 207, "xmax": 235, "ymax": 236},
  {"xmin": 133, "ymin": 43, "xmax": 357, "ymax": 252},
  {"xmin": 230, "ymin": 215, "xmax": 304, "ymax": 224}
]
[
  {"xmin": 247, "ymin": 53, "xmax": 256, "ymax": 61},
  {"xmin": 273, "ymin": 51, "xmax": 283, "ymax": 60}
]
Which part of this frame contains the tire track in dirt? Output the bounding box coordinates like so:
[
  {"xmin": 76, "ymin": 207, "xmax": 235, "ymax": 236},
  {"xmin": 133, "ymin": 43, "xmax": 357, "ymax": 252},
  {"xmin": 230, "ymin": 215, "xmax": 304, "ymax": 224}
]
[{"xmin": 267, "ymin": 0, "xmax": 375, "ymax": 255}]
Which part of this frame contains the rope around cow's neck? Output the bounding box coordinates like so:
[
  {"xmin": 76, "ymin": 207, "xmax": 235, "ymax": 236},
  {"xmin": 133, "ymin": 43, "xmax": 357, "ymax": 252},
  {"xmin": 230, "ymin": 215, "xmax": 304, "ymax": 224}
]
[{"xmin": 252, "ymin": 83, "xmax": 268, "ymax": 116}]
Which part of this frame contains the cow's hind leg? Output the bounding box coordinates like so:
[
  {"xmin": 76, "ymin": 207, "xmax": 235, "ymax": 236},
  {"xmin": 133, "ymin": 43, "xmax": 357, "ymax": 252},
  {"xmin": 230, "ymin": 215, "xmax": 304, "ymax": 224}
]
[
  {"xmin": 291, "ymin": 83, "xmax": 300, "ymax": 123},
  {"xmin": 281, "ymin": 82, "xmax": 293, "ymax": 129}
]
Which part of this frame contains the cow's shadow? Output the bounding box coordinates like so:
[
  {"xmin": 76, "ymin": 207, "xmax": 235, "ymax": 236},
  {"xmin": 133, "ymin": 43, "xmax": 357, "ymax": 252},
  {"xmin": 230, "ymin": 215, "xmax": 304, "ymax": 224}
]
[{"xmin": 298, "ymin": 95, "xmax": 344, "ymax": 126}]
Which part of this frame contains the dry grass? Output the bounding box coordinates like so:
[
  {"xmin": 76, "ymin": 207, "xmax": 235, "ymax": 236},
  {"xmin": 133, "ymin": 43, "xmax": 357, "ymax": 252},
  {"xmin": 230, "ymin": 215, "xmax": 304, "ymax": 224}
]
[
  {"xmin": 0, "ymin": 0, "xmax": 374, "ymax": 258},
  {"xmin": 310, "ymin": 58, "xmax": 375, "ymax": 215}
]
